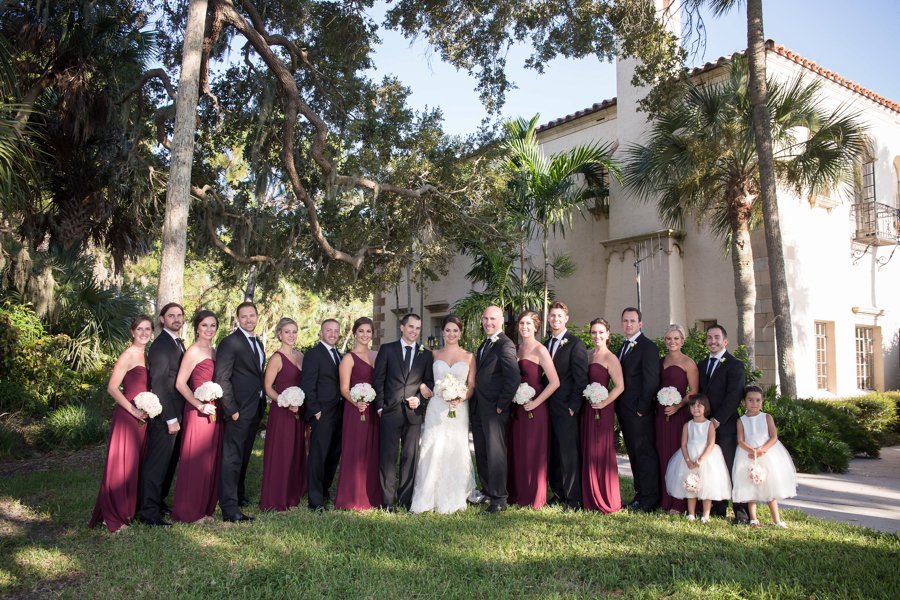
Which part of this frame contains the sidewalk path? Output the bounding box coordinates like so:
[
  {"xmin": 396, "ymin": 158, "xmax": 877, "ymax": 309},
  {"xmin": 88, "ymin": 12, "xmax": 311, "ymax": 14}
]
[{"xmin": 617, "ymin": 446, "xmax": 900, "ymax": 534}]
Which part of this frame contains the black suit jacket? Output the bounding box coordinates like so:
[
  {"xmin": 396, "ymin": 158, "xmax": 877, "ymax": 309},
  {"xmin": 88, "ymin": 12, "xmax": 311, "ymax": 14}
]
[
  {"xmin": 372, "ymin": 341, "xmax": 434, "ymax": 424},
  {"xmin": 147, "ymin": 331, "xmax": 185, "ymax": 423},
  {"xmin": 474, "ymin": 332, "xmax": 520, "ymax": 412},
  {"xmin": 213, "ymin": 330, "xmax": 265, "ymax": 418},
  {"xmin": 697, "ymin": 350, "xmax": 746, "ymax": 438},
  {"xmin": 299, "ymin": 342, "xmax": 342, "ymax": 421},
  {"xmin": 545, "ymin": 331, "xmax": 589, "ymax": 417},
  {"xmin": 617, "ymin": 333, "xmax": 660, "ymax": 416}
]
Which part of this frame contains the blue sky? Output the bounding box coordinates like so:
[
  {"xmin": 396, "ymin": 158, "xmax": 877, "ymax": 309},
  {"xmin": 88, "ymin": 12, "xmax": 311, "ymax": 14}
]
[{"xmin": 369, "ymin": 0, "xmax": 900, "ymax": 136}]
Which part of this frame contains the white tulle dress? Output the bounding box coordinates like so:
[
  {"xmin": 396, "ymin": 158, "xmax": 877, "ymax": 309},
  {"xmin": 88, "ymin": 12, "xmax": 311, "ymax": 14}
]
[
  {"xmin": 732, "ymin": 412, "xmax": 797, "ymax": 502},
  {"xmin": 665, "ymin": 420, "xmax": 732, "ymax": 501},
  {"xmin": 410, "ymin": 360, "xmax": 476, "ymax": 514}
]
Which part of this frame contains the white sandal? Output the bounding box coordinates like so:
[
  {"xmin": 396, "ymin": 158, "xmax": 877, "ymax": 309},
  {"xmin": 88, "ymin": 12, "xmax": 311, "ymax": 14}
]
[
  {"xmin": 686, "ymin": 514, "xmax": 696, "ymax": 522},
  {"xmin": 774, "ymin": 521, "xmax": 788, "ymax": 529}
]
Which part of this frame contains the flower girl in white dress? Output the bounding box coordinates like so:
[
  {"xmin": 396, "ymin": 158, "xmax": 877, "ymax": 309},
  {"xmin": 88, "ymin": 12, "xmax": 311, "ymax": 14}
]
[
  {"xmin": 732, "ymin": 385, "xmax": 797, "ymax": 528},
  {"xmin": 665, "ymin": 395, "xmax": 732, "ymax": 522},
  {"xmin": 410, "ymin": 315, "xmax": 478, "ymax": 514}
]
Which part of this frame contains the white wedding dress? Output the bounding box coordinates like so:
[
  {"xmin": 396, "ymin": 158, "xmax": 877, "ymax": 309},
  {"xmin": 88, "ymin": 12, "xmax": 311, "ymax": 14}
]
[{"xmin": 410, "ymin": 360, "xmax": 476, "ymax": 514}]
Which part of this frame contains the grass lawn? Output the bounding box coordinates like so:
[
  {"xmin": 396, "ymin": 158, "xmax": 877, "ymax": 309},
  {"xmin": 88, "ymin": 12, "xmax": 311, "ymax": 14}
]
[{"xmin": 1, "ymin": 441, "xmax": 898, "ymax": 599}]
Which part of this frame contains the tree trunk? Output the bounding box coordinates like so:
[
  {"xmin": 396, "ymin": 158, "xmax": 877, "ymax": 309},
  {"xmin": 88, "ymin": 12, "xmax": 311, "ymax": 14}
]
[
  {"xmin": 244, "ymin": 263, "xmax": 258, "ymax": 302},
  {"xmin": 541, "ymin": 231, "xmax": 549, "ymax": 338},
  {"xmin": 156, "ymin": 0, "xmax": 209, "ymax": 309},
  {"xmin": 745, "ymin": 0, "xmax": 796, "ymax": 397},
  {"xmin": 730, "ymin": 217, "xmax": 756, "ymax": 369}
]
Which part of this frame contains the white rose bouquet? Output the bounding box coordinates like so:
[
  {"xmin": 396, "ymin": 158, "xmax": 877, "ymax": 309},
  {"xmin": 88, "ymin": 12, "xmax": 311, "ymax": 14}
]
[
  {"xmin": 657, "ymin": 386, "xmax": 682, "ymax": 422},
  {"xmin": 514, "ymin": 383, "xmax": 537, "ymax": 419},
  {"xmin": 583, "ymin": 382, "xmax": 609, "ymax": 420},
  {"xmin": 277, "ymin": 386, "xmax": 306, "ymax": 420},
  {"xmin": 435, "ymin": 373, "xmax": 467, "ymax": 418},
  {"xmin": 133, "ymin": 391, "xmax": 162, "ymax": 425},
  {"xmin": 194, "ymin": 381, "xmax": 223, "ymax": 422},
  {"xmin": 350, "ymin": 383, "xmax": 376, "ymax": 421}
]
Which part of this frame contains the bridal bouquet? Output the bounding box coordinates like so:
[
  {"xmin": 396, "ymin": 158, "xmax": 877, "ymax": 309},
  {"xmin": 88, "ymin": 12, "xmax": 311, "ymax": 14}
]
[
  {"xmin": 194, "ymin": 381, "xmax": 223, "ymax": 422},
  {"xmin": 684, "ymin": 472, "xmax": 701, "ymax": 495},
  {"xmin": 133, "ymin": 391, "xmax": 162, "ymax": 425},
  {"xmin": 657, "ymin": 386, "xmax": 682, "ymax": 422},
  {"xmin": 350, "ymin": 383, "xmax": 376, "ymax": 421},
  {"xmin": 748, "ymin": 450, "xmax": 768, "ymax": 485},
  {"xmin": 435, "ymin": 373, "xmax": 467, "ymax": 419},
  {"xmin": 514, "ymin": 383, "xmax": 536, "ymax": 419},
  {"xmin": 277, "ymin": 386, "xmax": 306, "ymax": 420},
  {"xmin": 583, "ymin": 382, "xmax": 609, "ymax": 420}
]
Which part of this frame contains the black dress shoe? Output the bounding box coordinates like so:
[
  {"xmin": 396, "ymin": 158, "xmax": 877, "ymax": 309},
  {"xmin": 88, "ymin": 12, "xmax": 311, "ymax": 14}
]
[
  {"xmin": 160, "ymin": 507, "xmax": 172, "ymax": 517},
  {"xmin": 626, "ymin": 500, "xmax": 643, "ymax": 511},
  {"xmin": 308, "ymin": 504, "xmax": 325, "ymax": 513},
  {"xmin": 485, "ymin": 502, "xmax": 507, "ymax": 514},
  {"xmin": 140, "ymin": 517, "xmax": 171, "ymax": 527},
  {"xmin": 562, "ymin": 502, "xmax": 581, "ymax": 513},
  {"xmin": 383, "ymin": 505, "xmax": 395, "ymax": 513},
  {"xmin": 223, "ymin": 512, "xmax": 254, "ymax": 523},
  {"xmin": 732, "ymin": 516, "xmax": 750, "ymax": 525}
]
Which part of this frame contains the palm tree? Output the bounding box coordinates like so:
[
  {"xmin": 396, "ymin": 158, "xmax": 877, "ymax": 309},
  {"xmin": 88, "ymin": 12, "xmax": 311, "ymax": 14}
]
[
  {"xmin": 622, "ymin": 56, "xmax": 868, "ymax": 369},
  {"xmin": 501, "ymin": 114, "xmax": 617, "ymax": 335},
  {"xmin": 684, "ymin": 0, "xmax": 798, "ymax": 396}
]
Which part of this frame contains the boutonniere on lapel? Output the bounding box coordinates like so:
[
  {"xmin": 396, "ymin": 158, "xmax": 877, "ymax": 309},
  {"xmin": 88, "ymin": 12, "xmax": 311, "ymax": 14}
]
[
  {"xmin": 489, "ymin": 333, "xmax": 500, "ymax": 346},
  {"xmin": 416, "ymin": 344, "xmax": 426, "ymax": 357},
  {"xmin": 718, "ymin": 356, "xmax": 726, "ymax": 364},
  {"xmin": 558, "ymin": 338, "xmax": 569, "ymax": 348},
  {"xmin": 628, "ymin": 340, "xmax": 637, "ymax": 351}
]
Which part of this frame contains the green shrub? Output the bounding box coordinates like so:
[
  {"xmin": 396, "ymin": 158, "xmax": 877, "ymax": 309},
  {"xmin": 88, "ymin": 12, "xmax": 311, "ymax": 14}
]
[
  {"xmin": 824, "ymin": 393, "xmax": 898, "ymax": 449},
  {"xmin": 808, "ymin": 400, "xmax": 880, "ymax": 458},
  {"xmin": 0, "ymin": 420, "xmax": 28, "ymax": 459},
  {"xmin": 0, "ymin": 378, "xmax": 39, "ymax": 414},
  {"xmin": 37, "ymin": 404, "xmax": 108, "ymax": 450},
  {"xmin": 764, "ymin": 395, "xmax": 851, "ymax": 473}
]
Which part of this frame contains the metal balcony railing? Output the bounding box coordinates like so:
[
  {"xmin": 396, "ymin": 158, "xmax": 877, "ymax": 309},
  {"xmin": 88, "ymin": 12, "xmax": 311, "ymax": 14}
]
[{"xmin": 850, "ymin": 201, "xmax": 900, "ymax": 246}]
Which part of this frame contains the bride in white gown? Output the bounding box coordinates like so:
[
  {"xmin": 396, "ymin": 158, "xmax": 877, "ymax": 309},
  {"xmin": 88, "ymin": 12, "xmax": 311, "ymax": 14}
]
[{"xmin": 411, "ymin": 315, "xmax": 478, "ymax": 514}]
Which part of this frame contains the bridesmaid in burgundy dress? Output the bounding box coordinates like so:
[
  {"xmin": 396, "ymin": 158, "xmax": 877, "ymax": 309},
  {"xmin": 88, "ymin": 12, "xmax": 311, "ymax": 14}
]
[
  {"xmin": 260, "ymin": 318, "xmax": 307, "ymax": 511},
  {"xmin": 508, "ymin": 310, "xmax": 559, "ymax": 509},
  {"xmin": 335, "ymin": 317, "xmax": 381, "ymax": 510},
  {"xmin": 89, "ymin": 315, "xmax": 153, "ymax": 532},
  {"xmin": 171, "ymin": 310, "xmax": 223, "ymax": 522},
  {"xmin": 656, "ymin": 323, "xmax": 699, "ymax": 515},
  {"xmin": 581, "ymin": 318, "xmax": 625, "ymax": 513}
]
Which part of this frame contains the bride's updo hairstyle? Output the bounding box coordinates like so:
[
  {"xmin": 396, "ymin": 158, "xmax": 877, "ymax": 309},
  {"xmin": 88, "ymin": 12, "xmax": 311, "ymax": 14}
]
[
  {"xmin": 441, "ymin": 314, "xmax": 463, "ymax": 331},
  {"xmin": 517, "ymin": 310, "xmax": 541, "ymax": 333},
  {"xmin": 274, "ymin": 317, "xmax": 297, "ymax": 339},
  {"xmin": 352, "ymin": 316, "xmax": 374, "ymax": 334}
]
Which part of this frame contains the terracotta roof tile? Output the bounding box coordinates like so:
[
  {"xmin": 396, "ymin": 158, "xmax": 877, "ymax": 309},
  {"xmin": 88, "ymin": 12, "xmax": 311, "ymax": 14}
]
[{"xmin": 537, "ymin": 40, "xmax": 900, "ymax": 133}]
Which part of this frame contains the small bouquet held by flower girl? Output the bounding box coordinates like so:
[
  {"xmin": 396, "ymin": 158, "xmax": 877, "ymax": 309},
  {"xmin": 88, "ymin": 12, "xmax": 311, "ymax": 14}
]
[
  {"xmin": 657, "ymin": 386, "xmax": 682, "ymax": 422},
  {"xmin": 583, "ymin": 382, "xmax": 609, "ymax": 420},
  {"xmin": 194, "ymin": 381, "xmax": 223, "ymax": 422},
  {"xmin": 684, "ymin": 472, "xmax": 701, "ymax": 494},
  {"xmin": 435, "ymin": 373, "xmax": 467, "ymax": 418},
  {"xmin": 277, "ymin": 386, "xmax": 306, "ymax": 420},
  {"xmin": 748, "ymin": 450, "xmax": 768, "ymax": 485},
  {"xmin": 133, "ymin": 391, "xmax": 162, "ymax": 425},
  {"xmin": 350, "ymin": 383, "xmax": 376, "ymax": 421},
  {"xmin": 513, "ymin": 383, "xmax": 536, "ymax": 419}
]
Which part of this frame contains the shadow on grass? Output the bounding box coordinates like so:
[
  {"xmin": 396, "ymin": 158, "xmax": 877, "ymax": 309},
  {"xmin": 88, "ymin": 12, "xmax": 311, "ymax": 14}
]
[{"xmin": 1, "ymin": 440, "xmax": 899, "ymax": 599}]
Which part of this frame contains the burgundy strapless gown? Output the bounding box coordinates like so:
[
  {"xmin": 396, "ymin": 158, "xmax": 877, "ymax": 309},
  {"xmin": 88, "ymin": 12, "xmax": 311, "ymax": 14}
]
[
  {"xmin": 507, "ymin": 359, "xmax": 549, "ymax": 508},
  {"xmin": 335, "ymin": 353, "xmax": 381, "ymax": 510},
  {"xmin": 656, "ymin": 363, "xmax": 690, "ymax": 513},
  {"xmin": 259, "ymin": 352, "xmax": 308, "ymax": 511},
  {"xmin": 171, "ymin": 358, "xmax": 223, "ymax": 522},
  {"xmin": 88, "ymin": 366, "xmax": 149, "ymax": 532},
  {"xmin": 581, "ymin": 363, "xmax": 621, "ymax": 513}
]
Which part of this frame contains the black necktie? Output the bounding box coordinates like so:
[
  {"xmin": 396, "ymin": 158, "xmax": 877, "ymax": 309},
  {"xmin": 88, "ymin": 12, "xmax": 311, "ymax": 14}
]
[
  {"xmin": 548, "ymin": 337, "xmax": 558, "ymax": 356},
  {"xmin": 403, "ymin": 345, "xmax": 412, "ymax": 375},
  {"xmin": 620, "ymin": 341, "xmax": 630, "ymax": 360},
  {"xmin": 249, "ymin": 336, "xmax": 260, "ymax": 368},
  {"xmin": 175, "ymin": 337, "xmax": 186, "ymax": 354},
  {"xmin": 331, "ymin": 347, "xmax": 341, "ymax": 366},
  {"xmin": 707, "ymin": 357, "xmax": 717, "ymax": 377}
]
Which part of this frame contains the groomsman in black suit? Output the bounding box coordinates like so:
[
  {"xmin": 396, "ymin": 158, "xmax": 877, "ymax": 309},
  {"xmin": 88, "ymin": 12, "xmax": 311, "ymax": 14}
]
[
  {"xmin": 616, "ymin": 307, "xmax": 661, "ymax": 512},
  {"xmin": 372, "ymin": 313, "xmax": 433, "ymax": 511},
  {"xmin": 544, "ymin": 301, "xmax": 588, "ymax": 510},
  {"xmin": 698, "ymin": 324, "xmax": 748, "ymax": 523},
  {"xmin": 301, "ymin": 318, "xmax": 344, "ymax": 511},
  {"xmin": 215, "ymin": 302, "xmax": 266, "ymax": 522},
  {"xmin": 472, "ymin": 305, "xmax": 520, "ymax": 513},
  {"xmin": 139, "ymin": 302, "xmax": 186, "ymax": 526}
]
